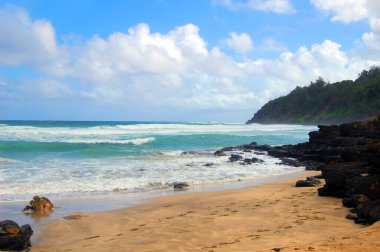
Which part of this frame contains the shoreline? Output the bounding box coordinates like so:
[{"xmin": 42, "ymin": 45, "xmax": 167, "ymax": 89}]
[
  {"xmin": 1, "ymin": 169, "xmax": 306, "ymax": 243},
  {"xmin": 30, "ymin": 170, "xmax": 380, "ymax": 251}
]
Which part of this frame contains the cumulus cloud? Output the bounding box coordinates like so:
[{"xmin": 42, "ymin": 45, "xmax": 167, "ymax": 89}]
[
  {"xmin": 362, "ymin": 18, "xmax": 380, "ymax": 52},
  {"xmin": 223, "ymin": 32, "xmax": 253, "ymax": 54},
  {"xmin": 0, "ymin": 6, "xmax": 59, "ymax": 66},
  {"xmin": 310, "ymin": 0, "xmax": 368, "ymax": 23},
  {"xmin": 1, "ymin": 6, "xmax": 380, "ymax": 121},
  {"xmin": 214, "ymin": 0, "xmax": 296, "ymax": 14},
  {"xmin": 311, "ymin": 0, "xmax": 380, "ymax": 56}
]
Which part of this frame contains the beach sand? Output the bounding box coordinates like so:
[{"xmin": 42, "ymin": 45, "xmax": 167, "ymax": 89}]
[{"xmin": 31, "ymin": 171, "xmax": 380, "ymax": 251}]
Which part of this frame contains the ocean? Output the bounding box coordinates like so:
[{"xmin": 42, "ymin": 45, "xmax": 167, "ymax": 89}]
[{"xmin": 0, "ymin": 121, "xmax": 316, "ymax": 203}]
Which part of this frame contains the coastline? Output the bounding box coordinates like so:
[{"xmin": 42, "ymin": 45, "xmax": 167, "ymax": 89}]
[
  {"xmin": 1, "ymin": 170, "xmax": 306, "ymax": 243},
  {"xmin": 31, "ymin": 170, "xmax": 380, "ymax": 252}
]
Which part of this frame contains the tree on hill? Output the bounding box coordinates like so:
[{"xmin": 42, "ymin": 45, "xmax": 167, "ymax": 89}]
[{"xmin": 247, "ymin": 66, "xmax": 380, "ymax": 125}]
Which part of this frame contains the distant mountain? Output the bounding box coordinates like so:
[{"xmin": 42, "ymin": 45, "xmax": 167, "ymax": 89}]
[{"xmin": 247, "ymin": 66, "xmax": 380, "ymax": 125}]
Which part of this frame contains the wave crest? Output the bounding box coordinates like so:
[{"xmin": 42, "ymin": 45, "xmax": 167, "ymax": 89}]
[{"xmin": 63, "ymin": 137, "xmax": 156, "ymax": 145}]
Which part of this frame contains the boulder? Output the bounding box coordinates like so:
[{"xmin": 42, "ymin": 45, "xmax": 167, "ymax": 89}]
[
  {"xmin": 23, "ymin": 195, "xmax": 53, "ymax": 214},
  {"xmin": 342, "ymin": 195, "xmax": 367, "ymax": 208},
  {"xmin": 0, "ymin": 220, "xmax": 33, "ymax": 251},
  {"xmin": 295, "ymin": 177, "xmax": 321, "ymax": 187}
]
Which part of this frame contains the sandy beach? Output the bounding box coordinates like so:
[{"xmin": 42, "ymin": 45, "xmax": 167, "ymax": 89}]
[{"xmin": 30, "ymin": 171, "xmax": 380, "ymax": 252}]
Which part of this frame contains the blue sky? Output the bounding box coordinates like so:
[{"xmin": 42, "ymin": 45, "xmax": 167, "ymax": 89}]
[{"xmin": 0, "ymin": 0, "xmax": 380, "ymax": 122}]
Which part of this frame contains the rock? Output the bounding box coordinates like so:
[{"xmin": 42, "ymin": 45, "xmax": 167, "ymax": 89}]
[
  {"xmin": 217, "ymin": 116, "xmax": 380, "ymax": 225},
  {"xmin": 356, "ymin": 199, "xmax": 380, "ymax": 224},
  {"xmin": 242, "ymin": 157, "xmax": 264, "ymax": 165},
  {"xmin": 23, "ymin": 195, "xmax": 53, "ymax": 214},
  {"xmin": 342, "ymin": 198, "xmax": 356, "ymax": 208},
  {"xmin": 277, "ymin": 158, "xmax": 301, "ymax": 167},
  {"xmin": 229, "ymin": 154, "xmax": 243, "ymax": 162},
  {"xmin": 342, "ymin": 195, "xmax": 367, "ymax": 208},
  {"xmin": 203, "ymin": 162, "xmax": 215, "ymax": 167},
  {"xmin": 296, "ymin": 177, "xmax": 321, "ymax": 187},
  {"xmin": 238, "ymin": 141, "xmax": 257, "ymax": 151},
  {"xmin": 345, "ymin": 213, "xmax": 357, "ymax": 220},
  {"xmin": 313, "ymin": 174, "xmax": 324, "ymax": 179},
  {"xmin": 214, "ymin": 147, "xmax": 235, "ymax": 156},
  {"xmin": 173, "ymin": 182, "xmax": 189, "ymax": 190},
  {"xmin": 63, "ymin": 214, "xmax": 82, "ymax": 220},
  {"xmin": 0, "ymin": 220, "xmax": 33, "ymax": 251}
]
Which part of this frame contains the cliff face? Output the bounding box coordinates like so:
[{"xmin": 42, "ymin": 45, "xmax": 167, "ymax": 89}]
[{"xmin": 247, "ymin": 67, "xmax": 380, "ymax": 125}]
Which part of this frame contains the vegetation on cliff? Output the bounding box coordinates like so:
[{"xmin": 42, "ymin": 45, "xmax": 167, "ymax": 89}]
[{"xmin": 247, "ymin": 66, "xmax": 380, "ymax": 125}]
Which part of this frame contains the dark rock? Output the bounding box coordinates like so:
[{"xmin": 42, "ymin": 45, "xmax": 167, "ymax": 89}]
[
  {"xmin": 356, "ymin": 199, "xmax": 380, "ymax": 224},
  {"xmin": 305, "ymin": 164, "xmax": 324, "ymax": 171},
  {"xmin": 253, "ymin": 144, "xmax": 271, "ymax": 151},
  {"xmin": 296, "ymin": 177, "xmax": 321, "ymax": 187},
  {"xmin": 313, "ymin": 174, "xmax": 324, "ymax": 179},
  {"xmin": 345, "ymin": 213, "xmax": 357, "ymax": 220},
  {"xmin": 242, "ymin": 157, "xmax": 264, "ymax": 165},
  {"xmin": 220, "ymin": 116, "xmax": 380, "ymax": 225},
  {"xmin": 214, "ymin": 147, "xmax": 235, "ymax": 156},
  {"xmin": 0, "ymin": 220, "xmax": 33, "ymax": 251},
  {"xmin": 349, "ymin": 208, "xmax": 357, "ymax": 213},
  {"xmin": 181, "ymin": 151, "xmax": 198, "ymax": 155},
  {"xmin": 277, "ymin": 158, "xmax": 301, "ymax": 167},
  {"xmin": 173, "ymin": 182, "xmax": 189, "ymax": 190},
  {"xmin": 203, "ymin": 162, "xmax": 215, "ymax": 167},
  {"xmin": 342, "ymin": 197, "xmax": 361, "ymax": 208},
  {"xmin": 229, "ymin": 154, "xmax": 243, "ymax": 162},
  {"xmin": 295, "ymin": 180, "xmax": 312, "ymax": 187},
  {"xmin": 238, "ymin": 141, "xmax": 257, "ymax": 150}
]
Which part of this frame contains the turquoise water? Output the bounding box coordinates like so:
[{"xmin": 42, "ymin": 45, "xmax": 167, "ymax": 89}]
[{"xmin": 0, "ymin": 121, "xmax": 316, "ymax": 201}]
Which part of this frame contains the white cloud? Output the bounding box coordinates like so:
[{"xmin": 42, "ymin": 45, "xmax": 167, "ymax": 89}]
[
  {"xmin": 311, "ymin": 0, "xmax": 380, "ymax": 55},
  {"xmin": 0, "ymin": 6, "xmax": 59, "ymax": 66},
  {"xmin": 215, "ymin": 0, "xmax": 296, "ymax": 14},
  {"xmin": 1, "ymin": 6, "xmax": 380, "ymax": 121},
  {"xmin": 310, "ymin": 0, "xmax": 368, "ymax": 23},
  {"xmin": 223, "ymin": 32, "xmax": 253, "ymax": 54},
  {"xmin": 258, "ymin": 38, "xmax": 287, "ymax": 52},
  {"xmin": 362, "ymin": 18, "xmax": 380, "ymax": 51}
]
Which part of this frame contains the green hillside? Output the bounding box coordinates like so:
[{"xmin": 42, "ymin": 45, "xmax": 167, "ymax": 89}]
[{"xmin": 247, "ymin": 66, "xmax": 380, "ymax": 125}]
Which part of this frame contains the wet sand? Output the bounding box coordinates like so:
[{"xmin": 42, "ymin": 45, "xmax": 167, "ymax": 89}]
[{"xmin": 31, "ymin": 171, "xmax": 380, "ymax": 251}]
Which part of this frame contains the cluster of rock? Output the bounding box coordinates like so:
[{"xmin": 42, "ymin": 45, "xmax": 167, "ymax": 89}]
[
  {"xmin": 214, "ymin": 115, "xmax": 380, "ymax": 225},
  {"xmin": 0, "ymin": 196, "xmax": 53, "ymax": 251},
  {"xmin": 0, "ymin": 221, "xmax": 33, "ymax": 251}
]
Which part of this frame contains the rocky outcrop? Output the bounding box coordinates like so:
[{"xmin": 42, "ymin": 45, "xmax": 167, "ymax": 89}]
[
  {"xmin": 0, "ymin": 220, "xmax": 33, "ymax": 251},
  {"xmin": 22, "ymin": 195, "xmax": 54, "ymax": 215},
  {"xmin": 215, "ymin": 115, "xmax": 380, "ymax": 224}
]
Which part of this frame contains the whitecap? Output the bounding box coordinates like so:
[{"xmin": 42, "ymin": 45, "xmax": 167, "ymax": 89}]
[
  {"xmin": 0, "ymin": 157, "xmax": 16, "ymax": 163},
  {"xmin": 63, "ymin": 137, "xmax": 156, "ymax": 145}
]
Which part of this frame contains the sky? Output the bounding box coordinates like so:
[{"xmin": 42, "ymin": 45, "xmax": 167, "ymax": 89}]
[{"xmin": 0, "ymin": 0, "xmax": 380, "ymax": 122}]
